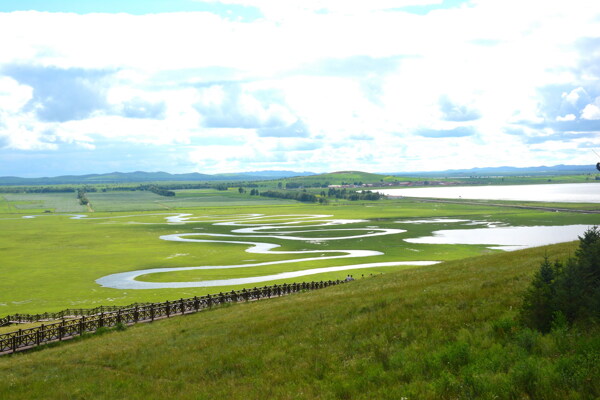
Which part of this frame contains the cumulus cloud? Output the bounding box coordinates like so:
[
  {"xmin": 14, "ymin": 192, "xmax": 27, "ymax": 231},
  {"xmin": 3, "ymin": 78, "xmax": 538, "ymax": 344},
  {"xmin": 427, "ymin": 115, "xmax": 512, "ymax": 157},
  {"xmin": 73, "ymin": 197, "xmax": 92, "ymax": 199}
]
[
  {"xmin": 581, "ymin": 102, "xmax": 600, "ymax": 120},
  {"xmin": 556, "ymin": 114, "xmax": 576, "ymax": 122},
  {"xmin": 2, "ymin": 65, "xmax": 113, "ymax": 122},
  {"xmin": 195, "ymin": 84, "xmax": 296, "ymax": 129},
  {"xmin": 1, "ymin": 0, "xmax": 600, "ymax": 175},
  {"xmin": 438, "ymin": 95, "xmax": 481, "ymax": 122},
  {"xmin": 415, "ymin": 126, "xmax": 476, "ymax": 138},
  {"xmin": 120, "ymin": 98, "xmax": 167, "ymax": 120},
  {"xmin": 257, "ymin": 119, "xmax": 310, "ymax": 138}
]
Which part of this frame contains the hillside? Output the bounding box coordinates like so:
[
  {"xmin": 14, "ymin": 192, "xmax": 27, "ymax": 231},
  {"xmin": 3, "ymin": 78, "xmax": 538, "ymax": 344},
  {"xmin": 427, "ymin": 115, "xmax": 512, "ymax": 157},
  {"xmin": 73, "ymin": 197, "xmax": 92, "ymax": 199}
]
[
  {"xmin": 1, "ymin": 241, "xmax": 597, "ymax": 399},
  {"xmin": 284, "ymin": 171, "xmax": 395, "ymax": 186}
]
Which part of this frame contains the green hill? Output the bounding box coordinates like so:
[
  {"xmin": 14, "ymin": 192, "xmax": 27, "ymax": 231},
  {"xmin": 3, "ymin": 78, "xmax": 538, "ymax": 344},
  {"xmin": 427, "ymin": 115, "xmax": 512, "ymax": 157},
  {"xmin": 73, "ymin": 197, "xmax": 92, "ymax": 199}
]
[
  {"xmin": 284, "ymin": 171, "xmax": 395, "ymax": 186},
  {"xmin": 0, "ymin": 241, "xmax": 598, "ymax": 399}
]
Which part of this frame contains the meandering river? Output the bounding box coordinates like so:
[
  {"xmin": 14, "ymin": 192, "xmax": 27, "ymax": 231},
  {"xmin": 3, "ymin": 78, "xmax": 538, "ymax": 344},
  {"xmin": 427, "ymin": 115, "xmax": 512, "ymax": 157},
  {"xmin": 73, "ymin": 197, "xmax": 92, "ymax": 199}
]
[{"xmin": 96, "ymin": 214, "xmax": 439, "ymax": 289}]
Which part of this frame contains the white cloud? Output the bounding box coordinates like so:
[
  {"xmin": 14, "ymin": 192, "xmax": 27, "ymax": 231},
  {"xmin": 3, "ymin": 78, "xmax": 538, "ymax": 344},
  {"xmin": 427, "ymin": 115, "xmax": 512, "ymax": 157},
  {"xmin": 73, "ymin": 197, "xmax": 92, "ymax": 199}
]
[
  {"xmin": 556, "ymin": 114, "xmax": 577, "ymax": 122},
  {"xmin": 0, "ymin": 77, "xmax": 32, "ymax": 112},
  {"xmin": 581, "ymin": 102, "xmax": 600, "ymax": 120},
  {"xmin": 1, "ymin": 0, "xmax": 600, "ymax": 175}
]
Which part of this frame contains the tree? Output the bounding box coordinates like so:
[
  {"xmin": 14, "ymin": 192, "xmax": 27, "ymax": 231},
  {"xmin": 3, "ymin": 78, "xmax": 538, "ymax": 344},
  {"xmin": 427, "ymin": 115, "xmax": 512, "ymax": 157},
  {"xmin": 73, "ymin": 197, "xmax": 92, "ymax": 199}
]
[
  {"xmin": 520, "ymin": 226, "xmax": 600, "ymax": 331},
  {"xmin": 520, "ymin": 256, "xmax": 556, "ymax": 332}
]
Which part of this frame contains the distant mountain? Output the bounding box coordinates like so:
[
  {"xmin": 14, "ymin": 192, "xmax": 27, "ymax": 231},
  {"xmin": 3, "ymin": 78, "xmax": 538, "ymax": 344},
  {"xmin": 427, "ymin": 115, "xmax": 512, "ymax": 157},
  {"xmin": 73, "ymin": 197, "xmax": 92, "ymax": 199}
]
[
  {"xmin": 391, "ymin": 164, "xmax": 598, "ymax": 177},
  {"xmin": 1, "ymin": 164, "xmax": 595, "ymax": 186},
  {"xmin": 0, "ymin": 170, "xmax": 316, "ymax": 186},
  {"xmin": 213, "ymin": 170, "xmax": 315, "ymax": 179}
]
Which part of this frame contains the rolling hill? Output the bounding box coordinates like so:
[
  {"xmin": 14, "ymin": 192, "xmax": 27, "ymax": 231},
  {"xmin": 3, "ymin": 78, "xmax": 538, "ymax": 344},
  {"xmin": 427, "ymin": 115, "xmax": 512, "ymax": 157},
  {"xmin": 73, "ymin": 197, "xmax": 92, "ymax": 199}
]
[{"xmin": 1, "ymin": 241, "xmax": 597, "ymax": 399}]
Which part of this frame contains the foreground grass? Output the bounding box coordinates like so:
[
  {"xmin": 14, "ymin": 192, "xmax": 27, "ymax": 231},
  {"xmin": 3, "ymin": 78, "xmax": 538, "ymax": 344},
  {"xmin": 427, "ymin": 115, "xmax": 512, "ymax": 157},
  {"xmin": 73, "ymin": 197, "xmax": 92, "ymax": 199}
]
[{"xmin": 1, "ymin": 241, "xmax": 597, "ymax": 399}]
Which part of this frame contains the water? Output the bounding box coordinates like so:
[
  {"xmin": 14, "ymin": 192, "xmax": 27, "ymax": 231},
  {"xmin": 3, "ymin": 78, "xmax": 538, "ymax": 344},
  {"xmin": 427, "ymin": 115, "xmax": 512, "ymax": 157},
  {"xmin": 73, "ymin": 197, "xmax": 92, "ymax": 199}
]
[
  {"xmin": 377, "ymin": 183, "xmax": 600, "ymax": 203},
  {"xmin": 95, "ymin": 214, "xmax": 439, "ymax": 289},
  {"xmin": 405, "ymin": 224, "xmax": 594, "ymax": 251}
]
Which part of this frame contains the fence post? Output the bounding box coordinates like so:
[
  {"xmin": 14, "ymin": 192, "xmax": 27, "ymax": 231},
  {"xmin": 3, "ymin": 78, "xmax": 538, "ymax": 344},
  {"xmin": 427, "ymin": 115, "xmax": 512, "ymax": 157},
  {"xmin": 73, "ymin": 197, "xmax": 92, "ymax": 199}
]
[
  {"xmin": 166, "ymin": 301, "xmax": 170, "ymax": 318},
  {"xmin": 180, "ymin": 298, "xmax": 185, "ymax": 315},
  {"xmin": 194, "ymin": 296, "xmax": 199, "ymax": 311},
  {"xmin": 79, "ymin": 316, "xmax": 85, "ymax": 336},
  {"xmin": 134, "ymin": 306, "xmax": 139, "ymax": 322},
  {"xmin": 150, "ymin": 304, "xmax": 155, "ymax": 321}
]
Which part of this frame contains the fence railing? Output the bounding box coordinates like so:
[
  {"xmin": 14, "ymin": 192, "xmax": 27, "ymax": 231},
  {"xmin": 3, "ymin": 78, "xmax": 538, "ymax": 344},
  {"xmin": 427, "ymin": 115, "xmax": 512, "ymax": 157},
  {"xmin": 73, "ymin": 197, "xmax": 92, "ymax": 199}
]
[
  {"xmin": 2, "ymin": 303, "xmax": 154, "ymax": 325},
  {"xmin": 0, "ymin": 280, "xmax": 346, "ymax": 355}
]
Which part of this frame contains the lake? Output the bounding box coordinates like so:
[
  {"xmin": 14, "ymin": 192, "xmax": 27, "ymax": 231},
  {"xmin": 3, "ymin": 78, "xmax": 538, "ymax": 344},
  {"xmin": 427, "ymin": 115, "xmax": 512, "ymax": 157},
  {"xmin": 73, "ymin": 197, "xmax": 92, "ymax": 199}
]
[{"xmin": 377, "ymin": 182, "xmax": 600, "ymax": 203}]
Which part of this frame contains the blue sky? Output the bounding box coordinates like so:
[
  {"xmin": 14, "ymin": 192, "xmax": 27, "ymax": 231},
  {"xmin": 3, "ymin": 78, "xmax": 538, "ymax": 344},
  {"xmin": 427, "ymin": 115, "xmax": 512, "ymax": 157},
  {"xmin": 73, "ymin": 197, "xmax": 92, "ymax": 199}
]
[{"xmin": 0, "ymin": 0, "xmax": 599, "ymax": 177}]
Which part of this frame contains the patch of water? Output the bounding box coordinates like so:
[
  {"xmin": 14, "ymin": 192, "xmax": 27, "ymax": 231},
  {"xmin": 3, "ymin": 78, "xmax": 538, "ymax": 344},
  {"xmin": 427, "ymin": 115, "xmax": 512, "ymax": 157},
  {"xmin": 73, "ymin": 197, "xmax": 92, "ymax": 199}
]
[
  {"xmin": 96, "ymin": 213, "xmax": 437, "ymax": 289},
  {"xmin": 405, "ymin": 224, "xmax": 594, "ymax": 251},
  {"xmin": 378, "ymin": 183, "xmax": 600, "ymax": 203}
]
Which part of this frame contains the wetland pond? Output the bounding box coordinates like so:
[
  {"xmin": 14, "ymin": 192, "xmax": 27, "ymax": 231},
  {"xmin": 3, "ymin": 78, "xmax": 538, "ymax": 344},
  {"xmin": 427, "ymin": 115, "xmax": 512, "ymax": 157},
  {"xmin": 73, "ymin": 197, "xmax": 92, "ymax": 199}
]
[
  {"xmin": 399, "ymin": 221, "xmax": 595, "ymax": 251},
  {"xmin": 377, "ymin": 182, "xmax": 600, "ymax": 203}
]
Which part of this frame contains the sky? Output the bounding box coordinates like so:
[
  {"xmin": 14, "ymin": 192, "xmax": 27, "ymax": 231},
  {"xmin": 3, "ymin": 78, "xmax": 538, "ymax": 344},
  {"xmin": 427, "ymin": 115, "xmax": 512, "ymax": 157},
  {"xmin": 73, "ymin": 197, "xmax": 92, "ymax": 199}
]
[{"xmin": 0, "ymin": 0, "xmax": 599, "ymax": 177}]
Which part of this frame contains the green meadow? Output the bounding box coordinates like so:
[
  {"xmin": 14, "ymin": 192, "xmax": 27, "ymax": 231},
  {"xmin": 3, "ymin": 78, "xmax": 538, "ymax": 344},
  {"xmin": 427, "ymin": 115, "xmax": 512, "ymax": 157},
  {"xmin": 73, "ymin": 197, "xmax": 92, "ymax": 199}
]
[
  {"xmin": 1, "ymin": 242, "xmax": 598, "ymax": 399},
  {"xmin": 1, "ymin": 186, "xmax": 599, "ymax": 398},
  {"xmin": 1, "ymin": 190, "xmax": 599, "ymax": 315}
]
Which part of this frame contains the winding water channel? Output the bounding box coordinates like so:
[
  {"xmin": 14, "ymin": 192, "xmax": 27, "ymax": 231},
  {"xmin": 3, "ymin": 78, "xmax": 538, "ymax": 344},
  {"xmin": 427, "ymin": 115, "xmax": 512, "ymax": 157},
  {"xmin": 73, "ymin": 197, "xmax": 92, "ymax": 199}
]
[
  {"xmin": 18, "ymin": 212, "xmax": 596, "ymax": 289},
  {"xmin": 96, "ymin": 214, "xmax": 439, "ymax": 289},
  {"xmin": 89, "ymin": 213, "xmax": 595, "ymax": 289}
]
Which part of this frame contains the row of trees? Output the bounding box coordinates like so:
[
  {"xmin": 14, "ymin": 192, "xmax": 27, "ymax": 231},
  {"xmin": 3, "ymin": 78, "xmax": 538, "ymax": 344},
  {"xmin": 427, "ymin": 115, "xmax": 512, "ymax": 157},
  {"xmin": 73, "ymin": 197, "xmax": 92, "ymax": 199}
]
[
  {"xmin": 0, "ymin": 182, "xmax": 234, "ymax": 195},
  {"xmin": 520, "ymin": 226, "xmax": 600, "ymax": 332},
  {"xmin": 146, "ymin": 186, "xmax": 175, "ymax": 197},
  {"xmin": 245, "ymin": 188, "xmax": 383, "ymax": 203},
  {"xmin": 259, "ymin": 190, "xmax": 326, "ymax": 203},
  {"xmin": 323, "ymin": 188, "xmax": 383, "ymax": 201},
  {"xmin": 245, "ymin": 189, "xmax": 326, "ymax": 203}
]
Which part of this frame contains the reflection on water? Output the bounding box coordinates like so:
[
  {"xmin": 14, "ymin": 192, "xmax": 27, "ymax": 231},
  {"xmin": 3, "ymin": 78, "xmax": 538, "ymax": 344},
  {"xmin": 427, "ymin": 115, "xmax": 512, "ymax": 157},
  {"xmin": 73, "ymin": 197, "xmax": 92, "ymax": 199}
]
[
  {"xmin": 405, "ymin": 224, "xmax": 594, "ymax": 251},
  {"xmin": 378, "ymin": 183, "xmax": 600, "ymax": 203}
]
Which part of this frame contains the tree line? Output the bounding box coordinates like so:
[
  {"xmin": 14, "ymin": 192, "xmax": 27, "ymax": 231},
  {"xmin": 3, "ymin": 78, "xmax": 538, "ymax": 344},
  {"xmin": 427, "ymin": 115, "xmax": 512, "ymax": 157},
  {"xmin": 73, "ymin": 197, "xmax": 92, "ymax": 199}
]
[
  {"xmin": 0, "ymin": 182, "xmax": 234, "ymax": 194},
  {"xmin": 323, "ymin": 188, "xmax": 383, "ymax": 201},
  {"xmin": 244, "ymin": 188, "xmax": 384, "ymax": 203}
]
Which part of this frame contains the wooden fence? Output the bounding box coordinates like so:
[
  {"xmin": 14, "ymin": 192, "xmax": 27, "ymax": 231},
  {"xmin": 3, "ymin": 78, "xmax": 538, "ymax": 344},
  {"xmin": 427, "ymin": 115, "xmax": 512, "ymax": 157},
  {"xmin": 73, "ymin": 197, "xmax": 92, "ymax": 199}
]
[
  {"xmin": 0, "ymin": 280, "xmax": 346, "ymax": 355},
  {"xmin": 2, "ymin": 303, "xmax": 153, "ymax": 325}
]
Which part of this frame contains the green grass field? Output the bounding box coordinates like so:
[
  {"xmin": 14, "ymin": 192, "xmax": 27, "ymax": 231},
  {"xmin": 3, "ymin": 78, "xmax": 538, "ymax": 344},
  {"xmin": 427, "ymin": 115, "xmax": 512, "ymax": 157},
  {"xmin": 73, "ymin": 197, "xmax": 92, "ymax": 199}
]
[
  {"xmin": 1, "ymin": 241, "xmax": 597, "ymax": 399},
  {"xmin": 1, "ymin": 187, "xmax": 599, "ymax": 399},
  {"xmin": 1, "ymin": 193, "xmax": 599, "ymax": 315}
]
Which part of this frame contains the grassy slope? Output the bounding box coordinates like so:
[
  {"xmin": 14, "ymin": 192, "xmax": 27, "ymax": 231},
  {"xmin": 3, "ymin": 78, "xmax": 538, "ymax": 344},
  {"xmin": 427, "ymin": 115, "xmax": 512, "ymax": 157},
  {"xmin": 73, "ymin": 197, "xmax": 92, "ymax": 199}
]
[
  {"xmin": 1, "ymin": 241, "xmax": 598, "ymax": 400},
  {"xmin": 284, "ymin": 171, "xmax": 392, "ymax": 185}
]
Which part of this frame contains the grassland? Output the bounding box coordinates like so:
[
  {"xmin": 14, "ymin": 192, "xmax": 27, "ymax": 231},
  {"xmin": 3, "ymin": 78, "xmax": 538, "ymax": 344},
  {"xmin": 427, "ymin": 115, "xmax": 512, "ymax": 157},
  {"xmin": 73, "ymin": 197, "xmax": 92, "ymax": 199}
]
[
  {"xmin": 1, "ymin": 193, "xmax": 599, "ymax": 315},
  {"xmin": 1, "ymin": 183, "xmax": 599, "ymax": 398},
  {"xmin": 1, "ymin": 241, "xmax": 598, "ymax": 399}
]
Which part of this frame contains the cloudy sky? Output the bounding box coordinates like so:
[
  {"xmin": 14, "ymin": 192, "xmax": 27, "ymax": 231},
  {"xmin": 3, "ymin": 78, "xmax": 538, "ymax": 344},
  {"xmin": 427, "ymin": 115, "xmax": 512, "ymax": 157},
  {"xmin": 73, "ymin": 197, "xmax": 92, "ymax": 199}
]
[{"xmin": 0, "ymin": 0, "xmax": 599, "ymax": 177}]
